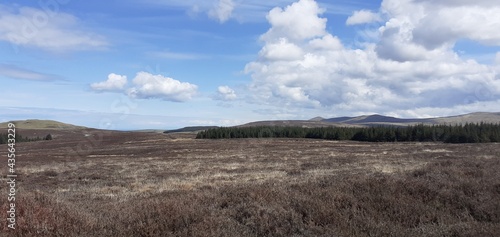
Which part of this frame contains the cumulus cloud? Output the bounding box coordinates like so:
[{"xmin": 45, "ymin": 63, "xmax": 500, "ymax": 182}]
[
  {"xmin": 148, "ymin": 0, "xmax": 345, "ymax": 23},
  {"xmin": 215, "ymin": 86, "xmax": 237, "ymax": 101},
  {"xmin": 308, "ymin": 34, "xmax": 343, "ymax": 50},
  {"xmin": 261, "ymin": 0, "xmax": 327, "ymax": 42},
  {"xmin": 127, "ymin": 72, "xmax": 197, "ymax": 102},
  {"xmin": 0, "ymin": 5, "xmax": 108, "ymax": 52},
  {"xmin": 244, "ymin": 0, "xmax": 500, "ymax": 117},
  {"xmin": 208, "ymin": 0, "xmax": 234, "ymax": 23},
  {"xmin": 412, "ymin": 0, "xmax": 498, "ymax": 8},
  {"xmin": 377, "ymin": 0, "xmax": 500, "ymax": 55},
  {"xmin": 259, "ymin": 38, "xmax": 304, "ymax": 61},
  {"xmin": 91, "ymin": 72, "xmax": 198, "ymax": 102},
  {"xmin": 412, "ymin": 7, "xmax": 500, "ymax": 49},
  {"xmin": 91, "ymin": 73, "xmax": 128, "ymax": 91},
  {"xmin": 346, "ymin": 10, "xmax": 381, "ymax": 25}
]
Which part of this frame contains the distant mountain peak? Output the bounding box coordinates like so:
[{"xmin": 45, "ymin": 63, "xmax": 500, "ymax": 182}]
[
  {"xmin": 239, "ymin": 112, "xmax": 500, "ymax": 128},
  {"xmin": 309, "ymin": 116, "xmax": 325, "ymax": 121}
]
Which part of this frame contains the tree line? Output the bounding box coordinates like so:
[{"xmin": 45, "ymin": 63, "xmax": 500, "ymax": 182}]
[
  {"xmin": 0, "ymin": 133, "xmax": 52, "ymax": 144},
  {"xmin": 196, "ymin": 123, "xmax": 500, "ymax": 143}
]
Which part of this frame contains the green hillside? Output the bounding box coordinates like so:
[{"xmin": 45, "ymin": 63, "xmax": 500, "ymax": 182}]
[{"xmin": 0, "ymin": 119, "xmax": 84, "ymax": 129}]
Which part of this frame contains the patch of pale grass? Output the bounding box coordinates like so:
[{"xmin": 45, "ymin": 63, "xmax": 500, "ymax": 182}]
[
  {"xmin": 372, "ymin": 162, "xmax": 427, "ymax": 174},
  {"xmin": 305, "ymin": 168, "xmax": 347, "ymax": 176},
  {"xmin": 422, "ymin": 149, "xmax": 452, "ymax": 153},
  {"xmin": 478, "ymin": 155, "xmax": 497, "ymax": 159},
  {"xmin": 19, "ymin": 165, "xmax": 60, "ymax": 174}
]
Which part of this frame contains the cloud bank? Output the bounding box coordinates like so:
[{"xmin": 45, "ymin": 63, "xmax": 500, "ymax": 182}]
[{"xmin": 244, "ymin": 0, "xmax": 500, "ymax": 117}]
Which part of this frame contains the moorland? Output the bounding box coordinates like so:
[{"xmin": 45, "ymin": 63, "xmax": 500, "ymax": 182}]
[{"xmin": 1, "ymin": 122, "xmax": 499, "ymax": 236}]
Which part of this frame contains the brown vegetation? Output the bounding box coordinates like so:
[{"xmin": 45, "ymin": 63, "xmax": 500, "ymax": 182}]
[{"xmin": 1, "ymin": 129, "xmax": 499, "ymax": 236}]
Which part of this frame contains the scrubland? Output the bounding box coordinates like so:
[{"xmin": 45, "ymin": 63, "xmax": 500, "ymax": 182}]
[{"xmin": 1, "ymin": 130, "xmax": 499, "ymax": 236}]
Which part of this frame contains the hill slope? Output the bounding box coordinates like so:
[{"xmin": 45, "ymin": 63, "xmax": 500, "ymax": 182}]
[
  {"xmin": 432, "ymin": 112, "xmax": 500, "ymax": 125},
  {"xmin": 320, "ymin": 112, "xmax": 500, "ymax": 126},
  {"xmin": 238, "ymin": 120, "xmax": 362, "ymax": 128},
  {"xmin": 0, "ymin": 119, "xmax": 86, "ymax": 129},
  {"xmin": 238, "ymin": 112, "xmax": 500, "ymax": 128},
  {"xmin": 329, "ymin": 114, "xmax": 430, "ymax": 126},
  {"xmin": 164, "ymin": 126, "xmax": 219, "ymax": 133}
]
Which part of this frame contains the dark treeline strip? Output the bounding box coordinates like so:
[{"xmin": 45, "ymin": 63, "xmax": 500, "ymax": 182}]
[
  {"xmin": 196, "ymin": 123, "xmax": 500, "ymax": 143},
  {"xmin": 0, "ymin": 133, "xmax": 52, "ymax": 144}
]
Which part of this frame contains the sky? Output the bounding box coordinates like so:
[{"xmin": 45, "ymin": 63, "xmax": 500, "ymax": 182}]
[{"xmin": 1, "ymin": 0, "xmax": 500, "ymax": 130}]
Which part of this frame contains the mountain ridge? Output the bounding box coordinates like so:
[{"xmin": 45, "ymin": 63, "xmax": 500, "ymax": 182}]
[
  {"xmin": 3, "ymin": 112, "xmax": 500, "ymax": 131},
  {"xmin": 238, "ymin": 112, "xmax": 500, "ymax": 128}
]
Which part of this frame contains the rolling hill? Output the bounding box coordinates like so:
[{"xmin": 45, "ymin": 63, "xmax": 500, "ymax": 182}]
[
  {"xmin": 432, "ymin": 112, "xmax": 500, "ymax": 125},
  {"xmin": 0, "ymin": 119, "xmax": 86, "ymax": 129},
  {"xmin": 237, "ymin": 112, "xmax": 500, "ymax": 128},
  {"xmin": 4, "ymin": 112, "xmax": 500, "ymax": 133},
  {"xmin": 321, "ymin": 112, "xmax": 500, "ymax": 126},
  {"xmin": 323, "ymin": 114, "xmax": 430, "ymax": 126},
  {"xmin": 163, "ymin": 126, "xmax": 219, "ymax": 133},
  {"xmin": 237, "ymin": 120, "xmax": 362, "ymax": 128}
]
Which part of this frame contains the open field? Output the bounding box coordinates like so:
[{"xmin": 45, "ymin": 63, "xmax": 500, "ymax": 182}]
[{"xmin": 1, "ymin": 129, "xmax": 500, "ymax": 236}]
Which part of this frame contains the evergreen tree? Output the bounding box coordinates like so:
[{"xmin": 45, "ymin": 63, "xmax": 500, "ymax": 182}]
[
  {"xmin": 45, "ymin": 134, "xmax": 53, "ymax": 140},
  {"xmin": 196, "ymin": 123, "xmax": 500, "ymax": 143}
]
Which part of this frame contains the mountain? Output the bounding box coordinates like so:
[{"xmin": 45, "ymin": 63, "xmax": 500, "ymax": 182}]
[
  {"xmin": 323, "ymin": 114, "xmax": 433, "ymax": 126},
  {"xmin": 322, "ymin": 116, "xmax": 356, "ymax": 123},
  {"xmin": 308, "ymin": 116, "xmax": 325, "ymax": 121},
  {"xmin": 432, "ymin": 112, "xmax": 500, "ymax": 125},
  {"xmin": 237, "ymin": 120, "xmax": 362, "ymax": 128},
  {"xmin": 237, "ymin": 112, "xmax": 500, "ymax": 128},
  {"xmin": 6, "ymin": 112, "xmax": 500, "ymax": 132},
  {"xmin": 0, "ymin": 119, "xmax": 86, "ymax": 129},
  {"xmin": 164, "ymin": 126, "xmax": 219, "ymax": 133},
  {"xmin": 322, "ymin": 112, "xmax": 500, "ymax": 126}
]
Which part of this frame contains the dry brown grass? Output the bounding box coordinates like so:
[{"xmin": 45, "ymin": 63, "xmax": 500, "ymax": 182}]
[{"xmin": 1, "ymin": 130, "xmax": 499, "ymax": 236}]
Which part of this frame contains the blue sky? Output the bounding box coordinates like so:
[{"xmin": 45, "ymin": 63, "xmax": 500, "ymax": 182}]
[{"xmin": 1, "ymin": 0, "xmax": 500, "ymax": 130}]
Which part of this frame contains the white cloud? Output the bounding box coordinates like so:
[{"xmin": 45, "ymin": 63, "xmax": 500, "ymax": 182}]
[
  {"xmin": 143, "ymin": 0, "xmax": 236, "ymax": 23},
  {"xmin": 91, "ymin": 72, "xmax": 197, "ymax": 102},
  {"xmin": 308, "ymin": 34, "xmax": 343, "ymax": 50},
  {"xmin": 412, "ymin": 5, "xmax": 500, "ymax": 49},
  {"xmin": 412, "ymin": 0, "xmax": 499, "ymax": 8},
  {"xmin": 145, "ymin": 0, "xmax": 356, "ymax": 23},
  {"xmin": 378, "ymin": 0, "xmax": 500, "ymax": 54},
  {"xmin": 208, "ymin": 0, "xmax": 234, "ymax": 23},
  {"xmin": 127, "ymin": 72, "xmax": 198, "ymax": 102},
  {"xmin": 0, "ymin": 5, "xmax": 108, "ymax": 52},
  {"xmin": 261, "ymin": 0, "xmax": 327, "ymax": 42},
  {"xmin": 244, "ymin": 0, "xmax": 500, "ymax": 117},
  {"xmin": 346, "ymin": 10, "xmax": 381, "ymax": 25},
  {"xmin": 91, "ymin": 74, "xmax": 128, "ymax": 92},
  {"xmin": 259, "ymin": 38, "xmax": 304, "ymax": 61},
  {"xmin": 215, "ymin": 86, "xmax": 237, "ymax": 101}
]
